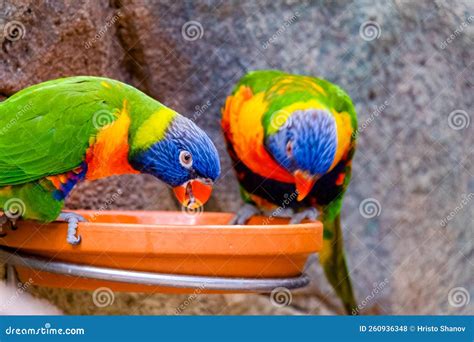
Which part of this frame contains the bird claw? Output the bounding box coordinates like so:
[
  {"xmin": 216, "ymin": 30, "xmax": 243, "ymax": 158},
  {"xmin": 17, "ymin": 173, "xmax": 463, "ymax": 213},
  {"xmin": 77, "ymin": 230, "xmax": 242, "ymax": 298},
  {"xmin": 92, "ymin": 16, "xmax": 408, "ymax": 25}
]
[
  {"xmin": 57, "ymin": 212, "xmax": 87, "ymax": 245},
  {"xmin": 10, "ymin": 218, "xmax": 18, "ymax": 231},
  {"xmin": 0, "ymin": 215, "xmax": 7, "ymax": 237},
  {"xmin": 0, "ymin": 214, "xmax": 17, "ymax": 237},
  {"xmin": 229, "ymin": 204, "xmax": 261, "ymax": 225},
  {"xmin": 290, "ymin": 207, "xmax": 318, "ymax": 224}
]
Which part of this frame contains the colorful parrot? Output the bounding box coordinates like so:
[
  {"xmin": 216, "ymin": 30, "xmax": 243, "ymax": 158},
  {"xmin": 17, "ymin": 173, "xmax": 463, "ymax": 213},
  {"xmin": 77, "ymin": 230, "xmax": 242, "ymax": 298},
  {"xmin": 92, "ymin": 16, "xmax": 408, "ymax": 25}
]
[
  {"xmin": 0, "ymin": 76, "xmax": 220, "ymax": 244},
  {"xmin": 222, "ymin": 70, "xmax": 357, "ymax": 314}
]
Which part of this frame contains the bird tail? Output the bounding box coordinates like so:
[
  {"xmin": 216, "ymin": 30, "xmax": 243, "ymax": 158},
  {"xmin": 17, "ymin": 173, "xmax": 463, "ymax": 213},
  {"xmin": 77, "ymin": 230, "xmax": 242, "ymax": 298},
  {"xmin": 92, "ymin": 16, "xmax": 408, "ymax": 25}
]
[{"xmin": 319, "ymin": 213, "xmax": 357, "ymax": 314}]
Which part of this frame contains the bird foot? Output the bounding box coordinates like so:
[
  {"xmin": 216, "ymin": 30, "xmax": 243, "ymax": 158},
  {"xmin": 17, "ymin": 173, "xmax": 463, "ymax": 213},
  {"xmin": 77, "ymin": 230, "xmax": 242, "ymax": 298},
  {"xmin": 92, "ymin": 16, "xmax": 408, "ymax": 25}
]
[
  {"xmin": 229, "ymin": 204, "xmax": 261, "ymax": 225},
  {"xmin": 290, "ymin": 207, "xmax": 318, "ymax": 224},
  {"xmin": 57, "ymin": 212, "xmax": 87, "ymax": 245},
  {"xmin": 0, "ymin": 213, "xmax": 18, "ymax": 237},
  {"xmin": 0, "ymin": 215, "xmax": 7, "ymax": 237},
  {"xmin": 10, "ymin": 217, "xmax": 18, "ymax": 230},
  {"xmin": 264, "ymin": 207, "xmax": 294, "ymax": 218}
]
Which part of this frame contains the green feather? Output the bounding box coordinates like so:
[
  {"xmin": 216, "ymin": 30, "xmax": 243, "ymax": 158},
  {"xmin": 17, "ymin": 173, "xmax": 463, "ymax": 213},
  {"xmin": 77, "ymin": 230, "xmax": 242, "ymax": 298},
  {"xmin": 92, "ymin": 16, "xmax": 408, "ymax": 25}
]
[
  {"xmin": 319, "ymin": 160, "xmax": 357, "ymax": 314},
  {"xmin": 0, "ymin": 76, "xmax": 171, "ymax": 221},
  {"xmin": 0, "ymin": 76, "xmax": 167, "ymax": 186}
]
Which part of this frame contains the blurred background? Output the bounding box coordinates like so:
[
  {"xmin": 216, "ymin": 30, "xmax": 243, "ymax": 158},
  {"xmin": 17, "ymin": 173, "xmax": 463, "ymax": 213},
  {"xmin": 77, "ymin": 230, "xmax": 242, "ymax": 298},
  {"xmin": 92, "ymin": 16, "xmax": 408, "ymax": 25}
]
[{"xmin": 0, "ymin": 0, "xmax": 472, "ymax": 315}]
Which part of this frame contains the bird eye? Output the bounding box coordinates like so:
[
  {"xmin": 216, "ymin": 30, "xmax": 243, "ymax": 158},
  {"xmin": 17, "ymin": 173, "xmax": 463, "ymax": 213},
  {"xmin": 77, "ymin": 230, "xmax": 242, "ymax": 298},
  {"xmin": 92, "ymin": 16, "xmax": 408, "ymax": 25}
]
[
  {"xmin": 179, "ymin": 150, "xmax": 193, "ymax": 168},
  {"xmin": 286, "ymin": 141, "xmax": 293, "ymax": 157}
]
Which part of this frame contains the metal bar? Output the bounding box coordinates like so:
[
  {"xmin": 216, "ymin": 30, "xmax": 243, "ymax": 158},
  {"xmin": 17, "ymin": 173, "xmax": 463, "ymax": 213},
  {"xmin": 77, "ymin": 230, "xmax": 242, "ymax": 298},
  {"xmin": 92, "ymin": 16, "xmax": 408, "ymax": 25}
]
[
  {"xmin": 0, "ymin": 247, "xmax": 309, "ymax": 292},
  {"xmin": 5, "ymin": 263, "xmax": 19, "ymax": 286}
]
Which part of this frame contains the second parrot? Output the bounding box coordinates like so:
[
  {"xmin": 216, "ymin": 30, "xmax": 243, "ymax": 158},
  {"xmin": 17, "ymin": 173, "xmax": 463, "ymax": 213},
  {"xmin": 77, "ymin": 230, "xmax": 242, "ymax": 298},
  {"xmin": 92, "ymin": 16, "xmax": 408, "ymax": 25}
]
[{"xmin": 222, "ymin": 70, "xmax": 357, "ymax": 314}]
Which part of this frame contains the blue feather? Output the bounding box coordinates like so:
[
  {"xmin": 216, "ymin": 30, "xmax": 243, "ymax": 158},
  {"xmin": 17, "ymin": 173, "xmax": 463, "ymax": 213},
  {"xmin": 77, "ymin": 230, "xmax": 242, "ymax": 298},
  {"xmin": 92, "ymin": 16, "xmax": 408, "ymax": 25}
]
[
  {"xmin": 266, "ymin": 109, "xmax": 336, "ymax": 175},
  {"xmin": 130, "ymin": 115, "xmax": 220, "ymax": 187},
  {"xmin": 52, "ymin": 162, "xmax": 88, "ymax": 200}
]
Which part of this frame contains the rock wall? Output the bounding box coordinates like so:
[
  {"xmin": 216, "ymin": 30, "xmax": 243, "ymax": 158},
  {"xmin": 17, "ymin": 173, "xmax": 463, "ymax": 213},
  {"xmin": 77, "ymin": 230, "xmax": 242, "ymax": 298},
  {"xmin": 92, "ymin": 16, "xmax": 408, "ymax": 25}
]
[{"xmin": 0, "ymin": 0, "xmax": 472, "ymax": 315}]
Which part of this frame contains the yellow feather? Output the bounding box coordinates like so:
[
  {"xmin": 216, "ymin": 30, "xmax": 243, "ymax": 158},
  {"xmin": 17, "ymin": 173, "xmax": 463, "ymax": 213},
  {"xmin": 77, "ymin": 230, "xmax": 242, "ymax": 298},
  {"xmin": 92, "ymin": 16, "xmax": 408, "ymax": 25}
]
[
  {"xmin": 268, "ymin": 75, "xmax": 327, "ymax": 98},
  {"xmin": 228, "ymin": 87, "xmax": 293, "ymax": 183},
  {"xmin": 132, "ymin": 106, "xmax": 177, "ymax": 151},
  {"xmin": 100, "ymin": 81, "xmax": 112, "ymax": 89},
  {"xmin": 0, "ymin": 186, "xmax": 13, "ymax": 196},
  {"xmin": 329, "ymin": 111, "xmax": 353, "ymax": 171}
]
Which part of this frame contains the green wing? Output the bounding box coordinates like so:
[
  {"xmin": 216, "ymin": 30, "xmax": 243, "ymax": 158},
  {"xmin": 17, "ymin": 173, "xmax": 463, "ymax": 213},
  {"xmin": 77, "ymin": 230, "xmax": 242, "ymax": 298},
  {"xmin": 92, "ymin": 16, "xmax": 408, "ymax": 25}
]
[
  {"xmin": 233, "ymin": 70, "xmax": 284, "ymax": 94},
  {"xmin": 0, "ymin": 76, "xmax": 125, "ymax": 186}
]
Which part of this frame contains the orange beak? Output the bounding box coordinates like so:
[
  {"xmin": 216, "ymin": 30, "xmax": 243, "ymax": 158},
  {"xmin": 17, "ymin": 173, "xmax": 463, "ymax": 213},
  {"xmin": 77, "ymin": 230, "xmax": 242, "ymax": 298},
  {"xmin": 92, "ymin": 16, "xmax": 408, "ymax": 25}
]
[
  {"xmin": 173, "ymin": 179, "xmax": 213, "ymax": 209},
  {"xmin": 294, "ymin": 170, "xmax": 317, "ymax": 201}
]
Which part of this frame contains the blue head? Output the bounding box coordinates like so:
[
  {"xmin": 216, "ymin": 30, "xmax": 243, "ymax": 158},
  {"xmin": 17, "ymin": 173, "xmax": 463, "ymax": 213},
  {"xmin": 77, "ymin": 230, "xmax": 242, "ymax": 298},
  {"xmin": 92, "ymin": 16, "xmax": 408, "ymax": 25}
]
[
  {"xmin": 265, "ymin": 109, "xmax": 337, "ymax": 200},
  {"xmin": 131, "ymin": 115, "xmax": 220, "ymax": 208}
]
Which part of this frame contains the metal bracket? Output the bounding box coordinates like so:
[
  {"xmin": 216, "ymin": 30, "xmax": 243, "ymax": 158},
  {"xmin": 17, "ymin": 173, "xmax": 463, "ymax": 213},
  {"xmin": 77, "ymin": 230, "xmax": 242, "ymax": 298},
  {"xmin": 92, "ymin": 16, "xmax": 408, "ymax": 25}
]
[
  {"xmin": 0, "ymin": 247, "xmax": 309, "ymax": 292},
  {"xmin": 5, "ymin": 263, "xmax": 19, "ymax": 286}
]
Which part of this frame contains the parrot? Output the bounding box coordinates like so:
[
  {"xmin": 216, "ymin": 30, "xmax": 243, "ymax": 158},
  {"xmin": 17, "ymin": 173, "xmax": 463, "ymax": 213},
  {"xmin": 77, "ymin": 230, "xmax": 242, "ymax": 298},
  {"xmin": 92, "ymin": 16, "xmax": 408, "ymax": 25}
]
[
  {"xmin": 221, "ymin": 70, "xmax": 357, "ymax": 314},
  {"xmin": 0, "ymin": 76, "xmax": 220, "ymax": 245}
]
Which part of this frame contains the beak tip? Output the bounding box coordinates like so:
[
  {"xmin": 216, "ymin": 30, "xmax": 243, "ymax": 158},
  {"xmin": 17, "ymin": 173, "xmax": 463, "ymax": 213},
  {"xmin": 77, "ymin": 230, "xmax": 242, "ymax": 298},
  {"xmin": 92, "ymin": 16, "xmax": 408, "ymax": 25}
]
[{"xmin": 294, "ymin": 170, "xmax": 317, "ymax": 202}]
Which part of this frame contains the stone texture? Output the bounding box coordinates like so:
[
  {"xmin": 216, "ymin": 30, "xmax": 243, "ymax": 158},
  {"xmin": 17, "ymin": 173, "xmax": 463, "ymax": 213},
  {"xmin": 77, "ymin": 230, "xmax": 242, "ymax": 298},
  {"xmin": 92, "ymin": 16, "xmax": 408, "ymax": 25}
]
[{"xmin": 0, "ymin": 0, "xmax": 472, "ymax": 315}]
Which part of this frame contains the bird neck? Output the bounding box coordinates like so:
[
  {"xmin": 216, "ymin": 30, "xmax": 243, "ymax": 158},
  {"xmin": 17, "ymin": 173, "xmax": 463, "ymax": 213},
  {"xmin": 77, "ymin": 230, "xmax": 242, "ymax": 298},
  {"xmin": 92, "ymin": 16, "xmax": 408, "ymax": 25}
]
[{"xmin": 85, "ymin": 102, "xmax": 139, "ymax": 180}]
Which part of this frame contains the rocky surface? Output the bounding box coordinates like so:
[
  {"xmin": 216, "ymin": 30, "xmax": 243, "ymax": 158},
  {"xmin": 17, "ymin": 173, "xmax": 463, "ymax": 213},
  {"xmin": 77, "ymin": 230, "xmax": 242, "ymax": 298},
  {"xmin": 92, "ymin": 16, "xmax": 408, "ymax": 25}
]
[{"xmin": 0, "ymin": 0, "xmax": 472, "ymax": 315}]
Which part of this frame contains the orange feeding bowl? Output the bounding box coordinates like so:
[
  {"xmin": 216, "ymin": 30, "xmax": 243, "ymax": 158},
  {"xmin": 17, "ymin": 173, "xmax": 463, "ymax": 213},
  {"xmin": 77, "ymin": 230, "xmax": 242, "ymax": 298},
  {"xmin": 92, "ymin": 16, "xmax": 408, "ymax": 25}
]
[{"xmin": 0, "ymin": 210, "xmax": 323, "ymax": 293}]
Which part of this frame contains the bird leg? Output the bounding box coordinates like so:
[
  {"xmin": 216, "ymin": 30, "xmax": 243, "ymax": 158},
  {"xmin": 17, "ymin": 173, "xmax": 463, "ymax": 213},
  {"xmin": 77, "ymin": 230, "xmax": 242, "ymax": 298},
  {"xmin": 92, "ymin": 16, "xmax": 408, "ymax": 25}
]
[
  {"xmin": 290, "ymin": 207, "xmax": 319, "ymax": 224},
  {"xmin": 0, "ymin": 214, "xmax": 9, "ymax": 237},
  {"xmin": 9, "ymin": 216, "xmax": 18, "ymax": 230},
  {"xmin": 57, "ymin": 212, "xmax": 87, "ymax": 245},
  {"xmin": 0, "ymin": 213, "xmax": 18, "ymax": 236},
  {"xmin": 229, "ymin": 204, "xmax": 262, "ymax": 225}
]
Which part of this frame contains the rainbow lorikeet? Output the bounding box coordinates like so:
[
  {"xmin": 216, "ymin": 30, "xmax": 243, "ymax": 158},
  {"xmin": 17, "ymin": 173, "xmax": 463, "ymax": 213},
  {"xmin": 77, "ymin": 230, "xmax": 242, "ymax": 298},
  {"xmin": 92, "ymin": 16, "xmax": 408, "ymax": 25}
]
[
  {"xmin": 222, "ymin": 70, "xmax": 357, "ymax": 314},
  {"xmin": 0, "ymin": 76, "xmax": 220, "ymax": 244}
]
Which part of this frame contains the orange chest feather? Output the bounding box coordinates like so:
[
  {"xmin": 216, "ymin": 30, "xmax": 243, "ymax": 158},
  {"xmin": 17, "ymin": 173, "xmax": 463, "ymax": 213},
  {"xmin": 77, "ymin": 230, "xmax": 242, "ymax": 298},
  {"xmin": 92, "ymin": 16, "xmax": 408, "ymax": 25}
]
[
  {"xmin": 222, "ymin": 86, "xmax": 294, "ymax": 183},
  {"xmin": 85, "ymin": 108, "xmax": 139, "ymax": 180}
]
